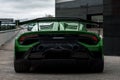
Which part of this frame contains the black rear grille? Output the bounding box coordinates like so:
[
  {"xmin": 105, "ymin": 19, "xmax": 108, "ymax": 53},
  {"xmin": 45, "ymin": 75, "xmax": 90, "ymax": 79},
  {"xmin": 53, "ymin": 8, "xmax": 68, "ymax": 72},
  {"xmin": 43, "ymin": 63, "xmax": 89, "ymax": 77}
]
[
  {"xmin": 27, "ymin": 41, "xmax": 90, "ymax": 59},
  {"xmin": 44, "ymin": 50, "xmax": 72, "ymax": 59}
]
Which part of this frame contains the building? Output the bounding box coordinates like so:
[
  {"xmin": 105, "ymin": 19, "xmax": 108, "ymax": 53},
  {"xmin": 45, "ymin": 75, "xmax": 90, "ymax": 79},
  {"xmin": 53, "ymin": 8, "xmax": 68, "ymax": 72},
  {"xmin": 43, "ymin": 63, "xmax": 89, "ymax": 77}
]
[
  {"xmin": 56, "ymin": 0, "xmax": 120, "ymax": 56},
  {"xmin": 104, "ymin": 0, "xmax": 120, "ymax": 56},
  {"xmin": 0, "ymin": 18, "xmax": 14, "ymax": 24},
  {"xmin": 56, "ymin": 0, "xmax": 103, "ymax": 23},
  {"xmin": 0, "ymin": 18, "xmax": 15, "ymax": 30}
]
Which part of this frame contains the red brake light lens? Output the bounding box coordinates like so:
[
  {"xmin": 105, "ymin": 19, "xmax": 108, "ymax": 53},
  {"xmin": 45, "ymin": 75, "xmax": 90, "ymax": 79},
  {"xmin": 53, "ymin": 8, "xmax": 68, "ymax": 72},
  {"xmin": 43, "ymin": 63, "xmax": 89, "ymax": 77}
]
[
  {"xmin": 19, "ymin": 36, "xmax": 26, "ymax": 42},
  {"xmin": 19, "ymin": 34, "xmax": 38, "ymax": 44},
  {"xmin": 78, "ymin": 34, "xmax": 99, "ymax": 45},
  {"xmin": 91, "ymin": 36, "xmax": 98, "ymax": 42}
]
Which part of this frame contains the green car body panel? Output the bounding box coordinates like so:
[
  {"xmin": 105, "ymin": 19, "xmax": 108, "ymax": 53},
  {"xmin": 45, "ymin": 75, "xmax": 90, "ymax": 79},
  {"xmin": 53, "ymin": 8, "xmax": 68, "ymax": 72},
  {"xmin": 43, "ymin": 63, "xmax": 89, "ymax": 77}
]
[{"xmin": 14, "ymin": 17, "xmax": 103, "ymax": 73}]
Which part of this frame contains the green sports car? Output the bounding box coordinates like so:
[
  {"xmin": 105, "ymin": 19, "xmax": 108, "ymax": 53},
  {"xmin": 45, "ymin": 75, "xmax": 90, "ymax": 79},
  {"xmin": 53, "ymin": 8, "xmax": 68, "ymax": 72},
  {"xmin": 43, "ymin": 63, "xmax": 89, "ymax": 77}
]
[{"xmin": 14, "ymin": 17, "xmax": 103, "ymax": 73}]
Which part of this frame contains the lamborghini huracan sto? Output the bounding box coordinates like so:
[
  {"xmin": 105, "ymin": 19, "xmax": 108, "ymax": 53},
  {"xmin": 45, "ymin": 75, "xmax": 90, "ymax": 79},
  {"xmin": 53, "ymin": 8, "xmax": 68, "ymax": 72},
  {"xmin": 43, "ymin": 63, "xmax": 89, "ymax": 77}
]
[{"xmin": 14, "ymin": 17, "xmax": 103, "ymax": 73}]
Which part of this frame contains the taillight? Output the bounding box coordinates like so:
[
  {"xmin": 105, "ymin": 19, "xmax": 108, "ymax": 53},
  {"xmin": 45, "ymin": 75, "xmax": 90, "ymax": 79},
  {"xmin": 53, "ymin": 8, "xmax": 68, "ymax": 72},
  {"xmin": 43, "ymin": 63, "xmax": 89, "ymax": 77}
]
[
  {"xmin": 19, "ymin": 36, "xmax": 26, "ymax": 43},
  {"xmin": 91, "ymin": 36, "xmax": 98, "ymax": 42},
  {"xmin": 78, "ymin": 34, "xmax": 99, "ymax": 45},
  {"xmin": 19, "ymin": 34, "xmax": 39, "ymax": 44}
]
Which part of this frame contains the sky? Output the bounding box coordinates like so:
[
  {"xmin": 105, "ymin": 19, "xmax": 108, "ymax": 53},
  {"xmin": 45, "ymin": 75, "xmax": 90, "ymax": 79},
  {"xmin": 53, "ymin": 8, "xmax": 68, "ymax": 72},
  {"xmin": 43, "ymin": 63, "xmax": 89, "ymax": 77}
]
[{"xmin": 0, "ymin": 0, "xmax": 55, "ymax": 19}]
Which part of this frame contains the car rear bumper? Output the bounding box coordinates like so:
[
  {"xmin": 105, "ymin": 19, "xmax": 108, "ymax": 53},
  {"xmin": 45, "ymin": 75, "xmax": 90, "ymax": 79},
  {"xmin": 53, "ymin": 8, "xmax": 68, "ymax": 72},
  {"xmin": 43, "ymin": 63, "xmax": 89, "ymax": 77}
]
[
  {"xmin": 25, "ymin": 58, "xmax": 95, "ymax": 68},
  {"xmin": 15, "ymin": 42, "xmax": 102, "ymax": 67}
]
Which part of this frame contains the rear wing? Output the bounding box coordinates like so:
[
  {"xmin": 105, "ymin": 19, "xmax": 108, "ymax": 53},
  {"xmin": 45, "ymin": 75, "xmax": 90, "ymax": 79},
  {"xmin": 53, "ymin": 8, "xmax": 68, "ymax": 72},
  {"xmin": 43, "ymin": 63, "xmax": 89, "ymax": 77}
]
[{"xmin": 16, "ymin": 17, "xmax": 101, "ymax": 26}]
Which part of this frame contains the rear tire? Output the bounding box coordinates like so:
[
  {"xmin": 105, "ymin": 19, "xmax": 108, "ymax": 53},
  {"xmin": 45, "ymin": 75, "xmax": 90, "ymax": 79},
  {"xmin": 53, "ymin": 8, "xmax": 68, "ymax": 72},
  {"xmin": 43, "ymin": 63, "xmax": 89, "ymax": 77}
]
[
  {"xmin": 90, "ymin": 59, "xmax": 104, "ymax": 73},
  {"xmin": 14, "ymin": 59, "xmax": 30, "ymax": 73}
]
